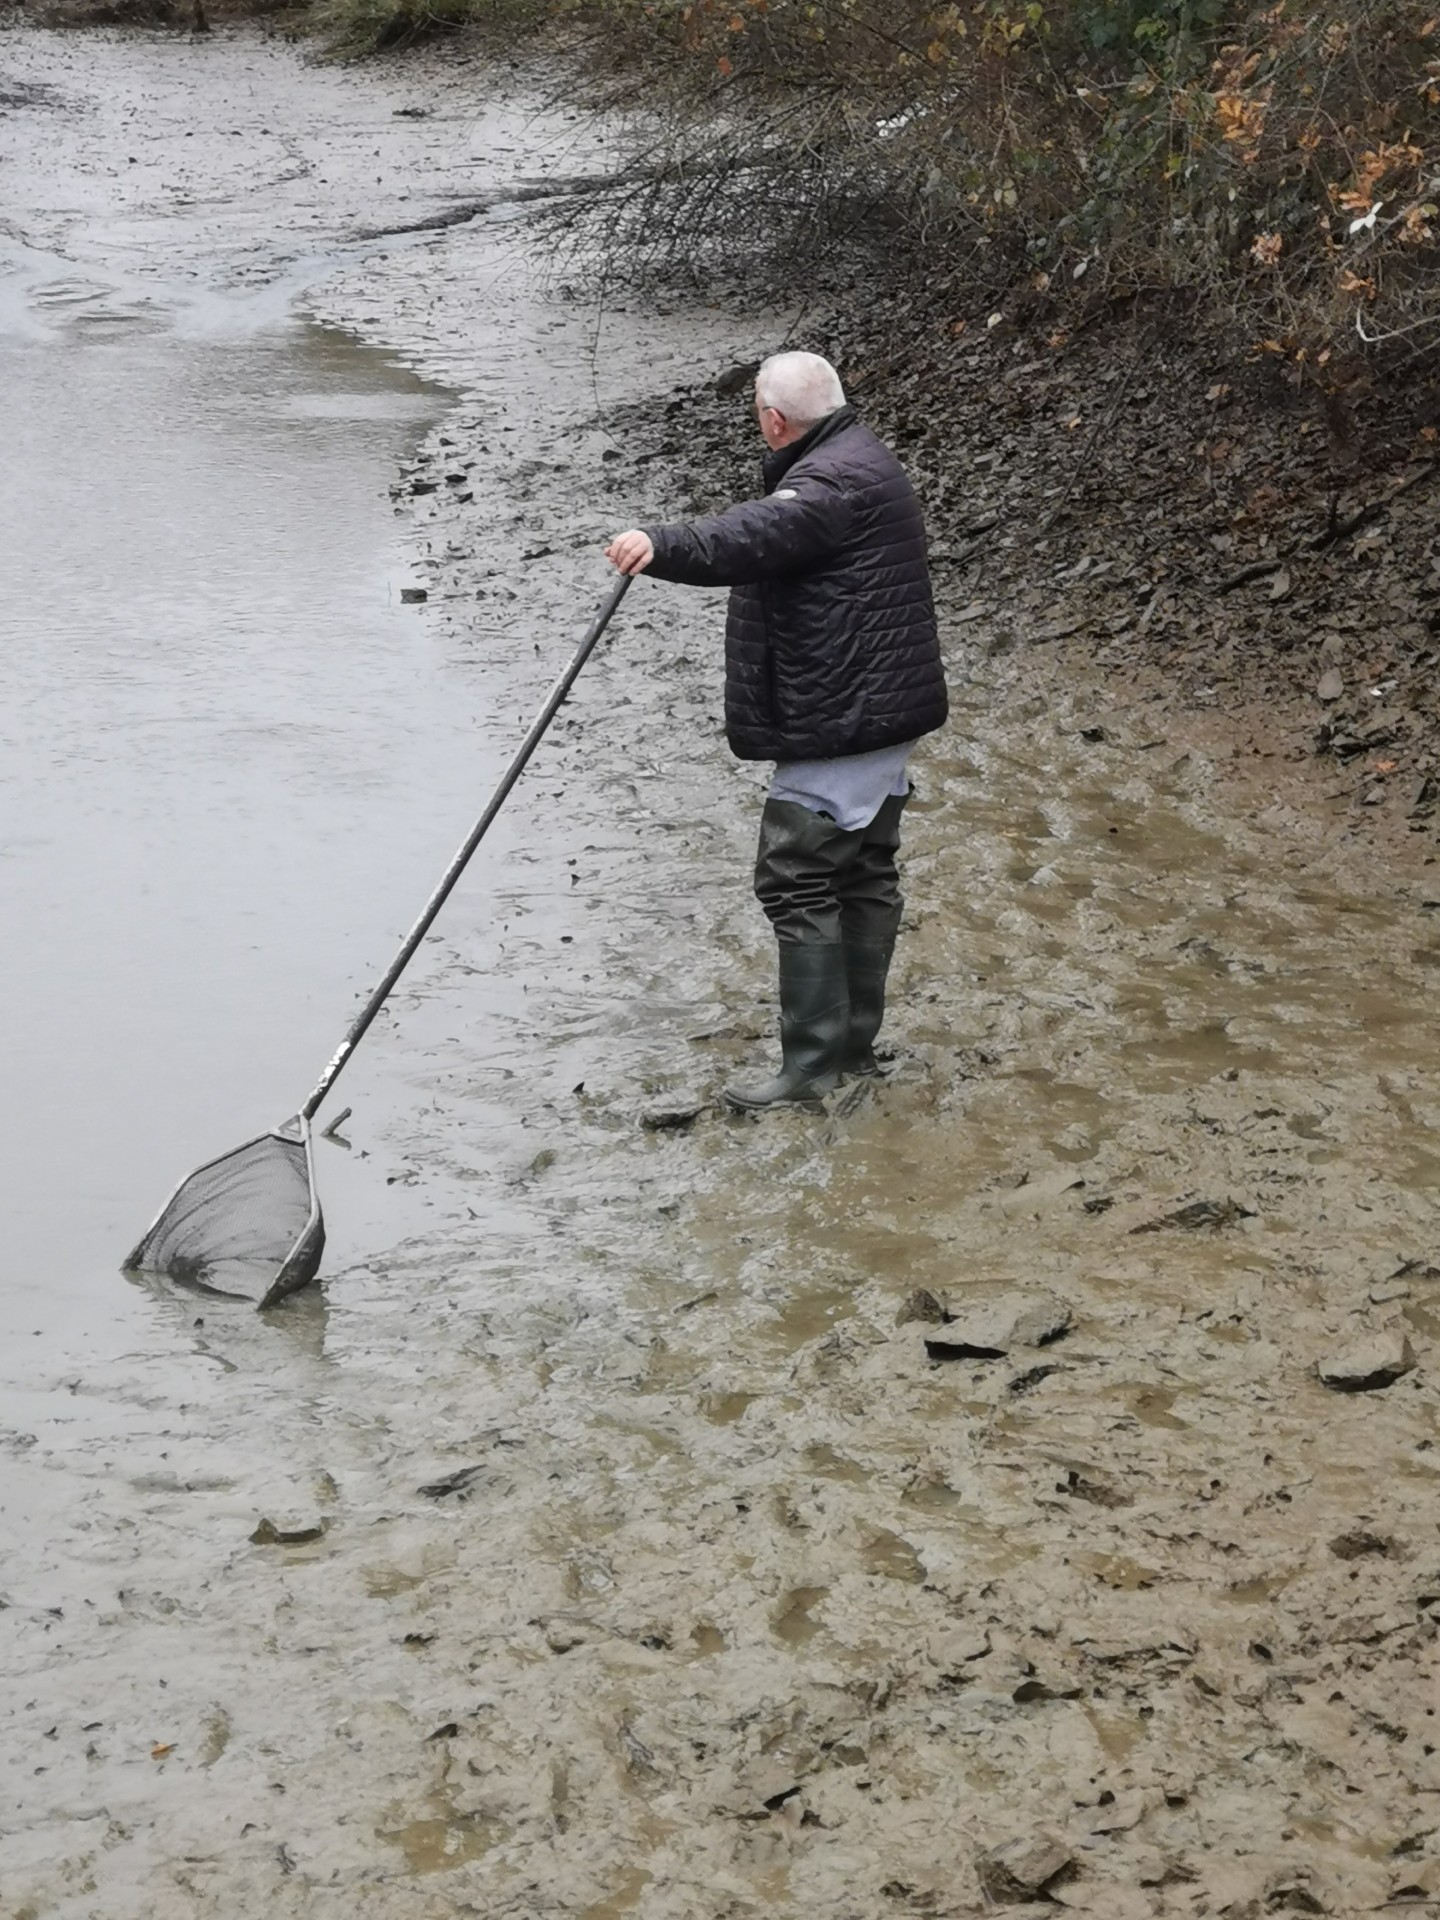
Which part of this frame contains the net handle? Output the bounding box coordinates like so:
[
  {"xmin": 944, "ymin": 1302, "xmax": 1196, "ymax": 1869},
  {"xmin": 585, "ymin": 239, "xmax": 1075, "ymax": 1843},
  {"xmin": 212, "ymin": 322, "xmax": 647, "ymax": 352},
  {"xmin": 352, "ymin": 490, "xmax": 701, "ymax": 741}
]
[{"xmin": 300, "ymin": 572, "xmax": 634, "ymax": 1123}]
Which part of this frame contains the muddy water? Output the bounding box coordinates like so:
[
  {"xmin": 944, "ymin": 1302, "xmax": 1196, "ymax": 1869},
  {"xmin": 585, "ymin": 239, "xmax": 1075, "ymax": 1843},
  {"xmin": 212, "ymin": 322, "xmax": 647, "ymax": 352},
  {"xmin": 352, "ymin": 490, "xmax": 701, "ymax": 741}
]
[
  {"xmin": 5, "ymin": 29, "xmax": 1440, "ymax": 1920},
  {"xmin": 1, "ymin": 319, "xmax": 458, "ymax": 1296}
]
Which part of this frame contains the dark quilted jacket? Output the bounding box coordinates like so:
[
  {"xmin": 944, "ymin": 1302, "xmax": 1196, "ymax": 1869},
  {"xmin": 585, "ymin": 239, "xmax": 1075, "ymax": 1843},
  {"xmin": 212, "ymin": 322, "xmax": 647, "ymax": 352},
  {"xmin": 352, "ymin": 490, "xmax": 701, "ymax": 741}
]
[{"xmin": 643, "ymin": 407, "xmax": 947, "ymax": 761}]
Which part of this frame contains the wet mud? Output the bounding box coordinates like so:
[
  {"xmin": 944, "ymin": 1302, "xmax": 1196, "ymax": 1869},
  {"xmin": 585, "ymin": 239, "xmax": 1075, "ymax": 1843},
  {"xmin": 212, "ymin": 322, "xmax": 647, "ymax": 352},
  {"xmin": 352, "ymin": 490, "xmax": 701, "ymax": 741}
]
[{"xmin": 4, "ymin": 29, "xmax": 1440, "ymax": 1920}]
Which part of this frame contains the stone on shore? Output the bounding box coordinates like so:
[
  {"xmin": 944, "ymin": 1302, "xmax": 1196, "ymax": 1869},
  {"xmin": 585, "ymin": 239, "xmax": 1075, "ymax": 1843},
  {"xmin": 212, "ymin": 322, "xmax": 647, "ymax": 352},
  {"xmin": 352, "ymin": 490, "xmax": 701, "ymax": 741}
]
[
  {"xmin": 922, "ymin": 1289, "xmax": 1071, "ymax": 1361},
  {"xmin": 1317, "ymin": 1333, "xmax": 1414, "ymax": 1392},
  {"xmin": 977, "ymin": 1834, "xmax": 1075, "ymax": 1903}
]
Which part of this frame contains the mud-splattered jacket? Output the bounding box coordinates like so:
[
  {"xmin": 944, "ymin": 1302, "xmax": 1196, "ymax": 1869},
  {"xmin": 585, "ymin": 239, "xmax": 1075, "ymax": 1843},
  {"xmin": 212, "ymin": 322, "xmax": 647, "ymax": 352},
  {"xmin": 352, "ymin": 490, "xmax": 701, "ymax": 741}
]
[{"xmin": 643, "ymin": 406, "xmax": 947, "ymax": 762}]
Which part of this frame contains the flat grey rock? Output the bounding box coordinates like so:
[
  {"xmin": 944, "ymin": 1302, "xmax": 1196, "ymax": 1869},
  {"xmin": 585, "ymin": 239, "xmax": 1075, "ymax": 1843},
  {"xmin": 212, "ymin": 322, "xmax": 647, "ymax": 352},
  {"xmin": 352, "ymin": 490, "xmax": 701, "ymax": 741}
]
[
  {"xmin": 1318, "ymin": 1332, "xmax": 1414, "ymax": 1392},
  {"xmin": 977, "ymin": 1834, "xmax": 1075, "ymax": 1902},
  {"xmin": 639, "ymin": 1099, "xmax": 705, "ymax": 1132},
  {"xmin": 925, "ymin": 1624, "xmax": 991, "ymax": 1672},
  {"xmin": 1369, "ymin": 1280, "xmax": 1412, "ymax": 1305},
  {"xmin": 923, "ymin": 1290, "xmax": 1072, "ymax": 1361}
]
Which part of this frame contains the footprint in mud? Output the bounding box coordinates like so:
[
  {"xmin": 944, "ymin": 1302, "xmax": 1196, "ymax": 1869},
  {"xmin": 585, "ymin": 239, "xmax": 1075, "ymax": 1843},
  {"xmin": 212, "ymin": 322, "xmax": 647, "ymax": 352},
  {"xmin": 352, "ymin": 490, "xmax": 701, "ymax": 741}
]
[
  {"xmin": 1122, "ymin": 1384, "xmax": 1190, "ymax": 1429},
  {"xmin": 377, "ymin": 1811, "xmax": 507, "ymax": 1874},
  {"xmin": 700, "ymin": 1389, "xmax": 757, "ymax": 1424},
  {"xmin": 772, "ymin": 1585, "xmax": 829, "ymax": 1644},
  {"xmin": 861, "ymin": 1528, "xmax": 926, "ymax": 1583},
  {"xmin": 804, "ymin": 1441, "xmax": 871, "ymax": 1484},
  {"xmin": 900, "ymin": 1477, "xmax": 965, "ymax": 1513}
]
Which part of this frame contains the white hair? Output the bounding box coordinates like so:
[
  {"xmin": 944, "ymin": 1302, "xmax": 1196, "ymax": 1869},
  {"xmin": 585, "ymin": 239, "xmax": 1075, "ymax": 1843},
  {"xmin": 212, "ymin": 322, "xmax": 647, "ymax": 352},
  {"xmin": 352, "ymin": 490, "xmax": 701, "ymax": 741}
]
[{"xmin": 755, "ymin": 350, "xmax": 846, "ymax": 426}]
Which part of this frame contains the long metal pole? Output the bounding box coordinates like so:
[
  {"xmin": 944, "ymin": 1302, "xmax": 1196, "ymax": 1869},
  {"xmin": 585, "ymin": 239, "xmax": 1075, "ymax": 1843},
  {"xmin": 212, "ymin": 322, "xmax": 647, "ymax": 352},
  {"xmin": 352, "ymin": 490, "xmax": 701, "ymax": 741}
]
[{"xmin": 300, "ymin": 573, "xmax": 633, "ymax": 1122}]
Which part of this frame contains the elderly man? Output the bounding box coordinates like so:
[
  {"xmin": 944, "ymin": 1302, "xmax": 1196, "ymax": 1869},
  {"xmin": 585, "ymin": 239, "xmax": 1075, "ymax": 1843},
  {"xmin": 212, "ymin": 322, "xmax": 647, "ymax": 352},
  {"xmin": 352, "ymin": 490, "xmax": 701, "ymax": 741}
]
[{"xmin": 606, "ymin": 350, "xmax": 947, "ymax": 1110}]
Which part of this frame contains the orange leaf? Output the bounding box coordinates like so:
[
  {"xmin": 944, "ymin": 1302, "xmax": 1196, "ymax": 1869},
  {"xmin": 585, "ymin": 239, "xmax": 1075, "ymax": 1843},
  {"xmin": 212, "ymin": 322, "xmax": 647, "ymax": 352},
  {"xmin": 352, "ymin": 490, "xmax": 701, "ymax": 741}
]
[
  {"xmin": 728, "ymin": 11, "xmax": 745, "ymax": 27},
  {"xmin": 716, "ymin": 53, "xmax": 733, "ymax": 74},
  {"xmin": 1215, "ymin": 86, "xmax": 1271, "ymax": 148}
]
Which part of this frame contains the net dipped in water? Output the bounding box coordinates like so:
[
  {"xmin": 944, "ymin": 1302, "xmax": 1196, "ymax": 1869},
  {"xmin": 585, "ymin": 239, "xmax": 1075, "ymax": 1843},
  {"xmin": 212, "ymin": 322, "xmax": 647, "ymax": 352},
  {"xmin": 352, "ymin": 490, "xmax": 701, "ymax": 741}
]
[{"xmin": 125, "ymin": 1124, "xmax": 324, "ymax": 1305}]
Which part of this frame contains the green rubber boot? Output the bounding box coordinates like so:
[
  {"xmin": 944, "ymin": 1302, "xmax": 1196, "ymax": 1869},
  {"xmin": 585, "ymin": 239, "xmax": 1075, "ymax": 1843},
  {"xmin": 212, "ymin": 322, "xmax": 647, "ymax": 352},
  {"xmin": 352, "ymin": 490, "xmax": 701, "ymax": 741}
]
[
  {"xmin": 841, "ymin": 934, "xmax": 898, "ymax": 1078},
  {"xmin": 724, "ymin": 942, "xmax": 850, "ymax": 1111}
]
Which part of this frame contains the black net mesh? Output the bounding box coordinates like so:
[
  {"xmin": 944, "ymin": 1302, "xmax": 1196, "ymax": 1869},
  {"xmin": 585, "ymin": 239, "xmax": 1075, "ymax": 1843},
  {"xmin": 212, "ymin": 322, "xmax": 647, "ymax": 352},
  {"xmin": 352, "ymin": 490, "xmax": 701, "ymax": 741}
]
[{"xmin": 126, "ymin": 1126, "xmax": 324, "ymax": 1306}]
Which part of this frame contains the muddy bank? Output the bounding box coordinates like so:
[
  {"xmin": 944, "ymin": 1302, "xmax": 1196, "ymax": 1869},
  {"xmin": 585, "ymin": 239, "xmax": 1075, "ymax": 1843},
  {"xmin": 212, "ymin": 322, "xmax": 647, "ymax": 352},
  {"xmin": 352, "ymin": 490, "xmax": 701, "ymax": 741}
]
[{"xmin": 5, "ymin": 28, "xmax": 1440, "ymax": 1920}]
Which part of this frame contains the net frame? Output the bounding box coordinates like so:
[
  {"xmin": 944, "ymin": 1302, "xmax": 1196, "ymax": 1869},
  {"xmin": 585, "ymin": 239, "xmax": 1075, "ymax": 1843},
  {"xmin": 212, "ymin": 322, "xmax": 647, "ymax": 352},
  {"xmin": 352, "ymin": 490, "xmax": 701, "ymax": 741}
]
[{"xmin": 124, "ymin": 1114, "xmax": 325, "ymax": 1310}]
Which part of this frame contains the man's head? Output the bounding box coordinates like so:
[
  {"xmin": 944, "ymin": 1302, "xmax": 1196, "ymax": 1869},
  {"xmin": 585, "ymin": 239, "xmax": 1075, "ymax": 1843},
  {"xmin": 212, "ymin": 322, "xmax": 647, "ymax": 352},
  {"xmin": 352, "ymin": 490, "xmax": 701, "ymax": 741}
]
[{"xmin": 754, "ymin": 351, "xmax": 846, "ymax": 451}]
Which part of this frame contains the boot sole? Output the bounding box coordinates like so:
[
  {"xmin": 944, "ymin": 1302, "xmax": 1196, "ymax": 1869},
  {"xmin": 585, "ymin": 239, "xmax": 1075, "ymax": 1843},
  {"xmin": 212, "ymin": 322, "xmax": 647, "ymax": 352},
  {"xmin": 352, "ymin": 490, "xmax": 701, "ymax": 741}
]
[{"xmin": 722, "ymin": 1086, "xmax": 831, "ymax": 1113}]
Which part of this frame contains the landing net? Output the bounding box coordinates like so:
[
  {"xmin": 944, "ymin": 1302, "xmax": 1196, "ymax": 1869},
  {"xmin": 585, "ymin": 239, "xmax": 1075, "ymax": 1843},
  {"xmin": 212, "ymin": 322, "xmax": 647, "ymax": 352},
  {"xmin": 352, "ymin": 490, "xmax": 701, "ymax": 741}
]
[{"xmin": 124, "ymin": 1120, "xmax": 324, "ymax": 1308}]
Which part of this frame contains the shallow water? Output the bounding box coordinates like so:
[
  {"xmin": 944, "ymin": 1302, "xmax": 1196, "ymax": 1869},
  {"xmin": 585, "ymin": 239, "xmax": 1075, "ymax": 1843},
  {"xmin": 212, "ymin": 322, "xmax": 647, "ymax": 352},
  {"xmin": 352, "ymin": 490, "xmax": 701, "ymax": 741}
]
[
  {"xmin": 0, "ymin": 307, "xmax": 460, "ymax": 1276},
  {"xmin": 0, "ymin": 266, "xmax": 555, "ymax": 1423},
  {"xmin": 0, "ymin": 37, "xmax": 616, "ymax": 1361}
]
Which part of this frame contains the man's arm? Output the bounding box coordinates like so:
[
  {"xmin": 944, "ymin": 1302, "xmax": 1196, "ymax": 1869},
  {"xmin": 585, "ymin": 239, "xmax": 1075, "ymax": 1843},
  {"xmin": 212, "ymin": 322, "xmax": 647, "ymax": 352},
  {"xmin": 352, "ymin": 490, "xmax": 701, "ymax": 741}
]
[{"xmin": 606, "ymin": 472, "xmax": 851, "ymax": 586}]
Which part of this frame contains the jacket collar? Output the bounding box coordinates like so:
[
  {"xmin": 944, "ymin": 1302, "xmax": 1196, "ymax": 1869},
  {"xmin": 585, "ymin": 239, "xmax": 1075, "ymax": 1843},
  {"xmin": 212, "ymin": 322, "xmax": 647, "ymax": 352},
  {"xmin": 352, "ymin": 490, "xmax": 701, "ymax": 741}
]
[{"xmin": 762, "ymin": 404, "xmax": 856, "ymax": 492}]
